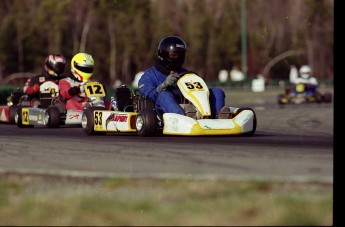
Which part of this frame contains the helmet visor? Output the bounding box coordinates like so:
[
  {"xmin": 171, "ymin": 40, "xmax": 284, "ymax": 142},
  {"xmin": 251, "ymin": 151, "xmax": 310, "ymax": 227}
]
[
  {"xmin": 54, "ymin": 62, "xmax": 65, "ymax": 75},
  {"xmin": 168, "ymin": 51, "xmax": 184, "ymax": 60},
  {"xmin": 166, "ymin": 50, "xmax": 185, "ymax": 70},
  {"xmin": 74, "ymin": 62, "xmax": 94, "ymax": 73}
]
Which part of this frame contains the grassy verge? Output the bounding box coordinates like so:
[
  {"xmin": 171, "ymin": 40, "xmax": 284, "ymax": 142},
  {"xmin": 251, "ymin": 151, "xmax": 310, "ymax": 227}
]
[
  {"xmin": 0, "ymin": 173, "xmax": 332, "ymax": 226},
  {"xmin": 223, "ymin": 86, "xmax": 334, "ymax": 106}
]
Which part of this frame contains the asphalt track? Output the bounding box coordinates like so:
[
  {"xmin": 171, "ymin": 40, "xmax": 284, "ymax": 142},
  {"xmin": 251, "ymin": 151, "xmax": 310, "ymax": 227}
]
[{"xmin": 0, "ymin": 98, "xmax": 333, "ymax": 184}]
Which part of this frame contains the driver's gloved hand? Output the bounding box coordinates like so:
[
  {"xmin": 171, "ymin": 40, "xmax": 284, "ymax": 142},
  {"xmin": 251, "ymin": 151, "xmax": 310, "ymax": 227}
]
[
  {"xmin": 157, "ymin": 73, "xmax": 179, "ymax": 93},
  {"xmin": 68, "ymin": 86, "xmax": 80, "ymax": 96}
]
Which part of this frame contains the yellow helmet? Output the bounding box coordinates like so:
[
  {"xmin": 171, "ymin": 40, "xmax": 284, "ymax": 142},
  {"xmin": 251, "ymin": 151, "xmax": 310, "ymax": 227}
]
[{"xmin": 71, "ymin": 53, "xmax": 94, "ymax": 82}]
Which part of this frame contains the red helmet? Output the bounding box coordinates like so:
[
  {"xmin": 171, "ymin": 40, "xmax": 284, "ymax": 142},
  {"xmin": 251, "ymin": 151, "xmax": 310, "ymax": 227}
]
[{"xmin": 44, "ymin": 54, "xmax": 66, "ymax": 77}]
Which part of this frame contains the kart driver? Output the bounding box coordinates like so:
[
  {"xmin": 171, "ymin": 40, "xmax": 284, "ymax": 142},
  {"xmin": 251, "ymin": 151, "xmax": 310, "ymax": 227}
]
[
  {"xmin": 59, "ymin": 52, "xmax": 110, "ymax": 111},
  {"xmin": 138, "ymin": 35, "xmax": 228, "ymax": 119},
  {"xmin": 23, "ymin": 54, "xmax": 66, "ymax": 106},
  {"xmin": 292, "ymin": 65, "xmax": 318, "ymax": 96}
]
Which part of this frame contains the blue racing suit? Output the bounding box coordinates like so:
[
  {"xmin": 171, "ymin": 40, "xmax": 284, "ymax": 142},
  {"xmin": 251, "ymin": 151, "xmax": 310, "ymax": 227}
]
[
  {"xmin": 138, "ymin": 66, "xmax": 225, "ymax": 118},
  {"xmin": 291, "ymin": 76, "xmax": 318, "ymax": 97}
]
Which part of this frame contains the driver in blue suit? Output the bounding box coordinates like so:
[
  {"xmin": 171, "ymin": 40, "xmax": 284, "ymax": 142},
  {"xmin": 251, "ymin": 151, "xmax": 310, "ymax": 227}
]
[{"xmin": 138, "ymin": 35, "xmax": 226, "ymax": 119}]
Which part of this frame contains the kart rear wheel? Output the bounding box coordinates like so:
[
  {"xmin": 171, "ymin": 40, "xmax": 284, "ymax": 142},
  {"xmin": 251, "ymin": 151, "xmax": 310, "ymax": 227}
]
[
  {"xmin": 45, "ymin": 106, "xmax": 60, "ymax": 128},
  {"xmin": 322, "ymin": 93, "xmax": 332, "ymax": 103},
  {"xmin": 314, "ymin": 93, "xmax": 323, "ymax": 103},
  {"xmin": 8, "ymin": 105, "xmax": 18, "ymax": 124},
  {"xmin": 82, "ymin": 107, "xmax": 106, "ymax": 135},
  {"xmin": 136, "ymin": 108, "xmax": 157, "ymax": 137}
]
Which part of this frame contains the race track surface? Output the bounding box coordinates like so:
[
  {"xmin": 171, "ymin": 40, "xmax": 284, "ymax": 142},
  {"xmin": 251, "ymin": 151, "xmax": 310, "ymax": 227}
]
[{"xmin": 0, "ymin": 97, "xmax": 333, "ymax": 183}]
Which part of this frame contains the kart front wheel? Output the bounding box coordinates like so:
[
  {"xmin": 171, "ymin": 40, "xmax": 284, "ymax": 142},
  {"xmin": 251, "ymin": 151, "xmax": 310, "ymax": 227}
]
[
  {"xmin": 136, "ymin": 108, "xmax": 157, "ymax": 137},
  {"xmin": 82, "ymin": 107, "xmax": 106, "ymax": 135},
  {"xmin": 8, "ymin": 105, "xmax": 18, "ymax": 124},
  {"xmin": 277, "ymin": 94, "xmax": 288, "ymax": 105},
  {"xmin": 45, "ymin": 106, "xmax": 60, "ymax": 128},
  {"xmin": 314, "ymin": 93, "xmax": 323, "ymax": 103}
]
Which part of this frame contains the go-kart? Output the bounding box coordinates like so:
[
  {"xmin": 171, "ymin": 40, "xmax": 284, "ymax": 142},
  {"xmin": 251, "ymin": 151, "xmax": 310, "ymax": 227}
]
[
  {"xmin": 15, "ymin": 80, "xmax": 107, "ymax": 128},
  {"xmin": 0, "ymin": 88, "xmax": 24, "ymax": 124},
  {"xmin": 81, "ymin": 71, "xmax": 257, "ymax": 136},
  {"xmin": 277, "ymin": 83, "xmax": 332, "ymax": 105}
]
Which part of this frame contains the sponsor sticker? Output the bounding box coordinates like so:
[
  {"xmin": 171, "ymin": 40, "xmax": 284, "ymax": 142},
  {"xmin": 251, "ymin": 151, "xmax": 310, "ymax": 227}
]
[{"xmin": 68, "ymin": 112, "xmax": 81, "ymax": 119}]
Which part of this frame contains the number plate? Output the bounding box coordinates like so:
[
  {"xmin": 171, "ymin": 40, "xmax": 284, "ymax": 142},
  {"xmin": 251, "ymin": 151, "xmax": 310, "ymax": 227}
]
[{"xmin": 84, "ymin": 82, "xmax": 106, "ymax": 97}]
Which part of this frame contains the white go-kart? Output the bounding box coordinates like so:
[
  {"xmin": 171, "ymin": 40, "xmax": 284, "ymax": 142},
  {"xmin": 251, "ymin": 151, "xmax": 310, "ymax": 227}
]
[{"xmin": 82, "ymin": 71, "xmax": 257, "ymax": 136}]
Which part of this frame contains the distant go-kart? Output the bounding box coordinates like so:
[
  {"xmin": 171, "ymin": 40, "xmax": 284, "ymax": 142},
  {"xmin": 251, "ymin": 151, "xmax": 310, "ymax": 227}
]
[
  {"xmin": 82, "ymin": 71, "xmax": 257, "ymax": 137},
  {"xmin": 15, "ymin": 81, "xmax": 107, "ymax": 128},
  {"xmin": 277, "ymin": 83, "xmax": 332, "ymax": 105},
  {"xmin": 0, "ymin": 88, "xmax": 24, "ymax": 124}
]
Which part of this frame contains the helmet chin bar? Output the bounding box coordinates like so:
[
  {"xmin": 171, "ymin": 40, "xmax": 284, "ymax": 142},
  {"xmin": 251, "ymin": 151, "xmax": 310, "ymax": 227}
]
[
  {"xmin": 166, "ymin": 57, "xmax": 184, "ymax": 71},
  {"xmin": 301, "ymin": 74, "xmax": 311, "ymax": 79},
  {"xmin": 166, "ymin": 62, "xmax": 182, "ymax": 71},
  {"xmin": 72, "ymin": 70, "xmax": 83, "ymax": 82},
  {"xmin": 46, "ymin": 67, "xmax": 58, "ymax": 77}
]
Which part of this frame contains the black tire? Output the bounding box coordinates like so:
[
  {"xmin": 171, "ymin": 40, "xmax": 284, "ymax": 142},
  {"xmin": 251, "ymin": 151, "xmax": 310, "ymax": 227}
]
[
  {"xmin": 322, "ymin": 93, "xmax": 332, "ymax": 103},
  {"xmin": 136, "ymin": 108, "xmax": 158, "ymax": 137},
  {"xmin": 277, "ymin": 94, "xmax": 287, "ymax": 105},
  {"xmin": 46, "ymin": 106, "xmax": 60, "ymax": 128},
  {"xmin": 8, "ymin": 105, "xmax": 18, "ymax": 124},
  {"xmin": 82, "ymin": 107, "xmax": 106, "ymax": 135},
  {"xmin": 314, "ymin": 93, "xmax": 323, "ymax": 103},
  {"xmin": 16, "ymin": 106, "xmax": 34, "ymax": 128},
  {"xmin": 233, "ymin": 108, "xmax": 257, "ymax": 136}
]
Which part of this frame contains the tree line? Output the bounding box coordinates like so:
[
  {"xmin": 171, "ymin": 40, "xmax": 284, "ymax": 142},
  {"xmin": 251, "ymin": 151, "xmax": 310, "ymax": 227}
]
[{"xmin": 0, "ymin": 0, "xmax": 334, "ymax": 86}]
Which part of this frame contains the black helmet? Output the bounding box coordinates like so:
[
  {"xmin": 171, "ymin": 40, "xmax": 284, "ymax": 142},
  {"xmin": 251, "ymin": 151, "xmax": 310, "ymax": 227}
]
[
  {"xmin": 157, "ymin": 36, "xmax": 187, "ymax": 71},
  {"xmin": 44, "ymin": 54, "xmax": 66, "ymax": 77}
]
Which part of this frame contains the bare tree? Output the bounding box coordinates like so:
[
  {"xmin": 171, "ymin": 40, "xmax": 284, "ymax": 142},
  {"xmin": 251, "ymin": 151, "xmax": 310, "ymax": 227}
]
[
  {"xmin": 70, "ymin": 0, "xmax": 91, "ymax": 54},
  {"xmin": 79, "ymin": 2, "xmax": 94, "ymax": 52},
  {"xmin": 108, "ymin": 13, "xmax": 117, "ymax": 86}
]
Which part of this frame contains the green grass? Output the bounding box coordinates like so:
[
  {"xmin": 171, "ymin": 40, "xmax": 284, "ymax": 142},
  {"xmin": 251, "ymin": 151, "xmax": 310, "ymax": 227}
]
[{"xmin": 0, "ymin": 174, "xmax": 332, "ymax": 226}]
